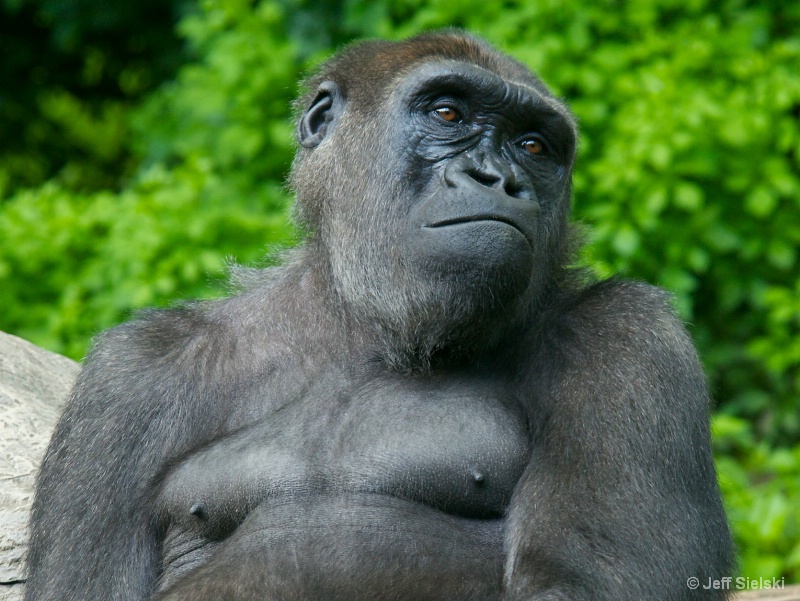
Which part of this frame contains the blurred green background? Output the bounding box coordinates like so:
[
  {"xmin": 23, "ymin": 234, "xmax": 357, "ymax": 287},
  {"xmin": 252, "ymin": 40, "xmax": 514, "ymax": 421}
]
[{"xmin": 1, "ymin": 0, "xmax": 798, "ymax": 583}]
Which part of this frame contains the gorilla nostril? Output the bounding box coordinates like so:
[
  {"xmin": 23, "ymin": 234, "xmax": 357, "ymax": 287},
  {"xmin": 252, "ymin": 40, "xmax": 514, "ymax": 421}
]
[
  {"xmin": 464, "ymin": 167, "xmax": 501, "ymax": 189},
  {"xmin": 507, "ymin": 184, "xmax": 531, "ymax": 201}
]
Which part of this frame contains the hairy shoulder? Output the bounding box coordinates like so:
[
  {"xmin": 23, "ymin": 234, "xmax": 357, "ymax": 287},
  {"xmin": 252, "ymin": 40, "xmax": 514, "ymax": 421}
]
[
  {"xmin": 85, "ymin": 268, "xmax": 302, "ymax": 377},
  {"xmin": 62, "ymin": 262, "xmax": 333, "ymax": 442},
  {"xmin": 535, "ymin": 279, "xmax": 710, "ymax": 414},
  {"xmin": 561, "ymin": 278, "xmax": 696, "ymax": 357},
  {"xmin": 79, "ymin": 301, "xmax": 241, "ymax": 395}
]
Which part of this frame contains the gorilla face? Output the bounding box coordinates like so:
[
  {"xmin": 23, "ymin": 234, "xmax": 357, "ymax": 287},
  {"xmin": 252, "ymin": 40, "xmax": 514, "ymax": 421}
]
[
  {"xmin": 396, "ymin": 61, "xmax": 574, "ymax": 293},
  {"xmin": 296, "ymin": 53, "xmax": 577, "ymax": 368}
]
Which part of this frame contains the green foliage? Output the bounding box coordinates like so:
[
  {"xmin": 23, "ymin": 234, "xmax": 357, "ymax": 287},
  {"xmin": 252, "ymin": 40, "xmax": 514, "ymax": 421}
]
[
  {"xmin": 715, "ymin": 414, "xmax": 800, "ymax": 580},
  {"xmin": 0, "ymin": 161, "xmax": 292, "ymax": 357},
  {"xmin": 132, "ymin": 1, "xmax": 298, "ymax": 190},
  {"xmin": 0, "ymin": 0, "xmax": 298, "ymax": 357},
  {"xmin": 0, "ymin": 0, "xmax": 798, "ymax": 583},
  {"xmin": 0, "ymin": 0, "xmax": 188, "ymax": 191}
]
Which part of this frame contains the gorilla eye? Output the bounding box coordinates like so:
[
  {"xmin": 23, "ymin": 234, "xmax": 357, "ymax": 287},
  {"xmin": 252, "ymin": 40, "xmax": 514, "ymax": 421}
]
[
  {"xmin": 522, "ymin": 137, "xmax": 545, "ymax": 155},
  {"xmin": 434, "ymin": 106, "xmax": 462, "ymax": 123}
]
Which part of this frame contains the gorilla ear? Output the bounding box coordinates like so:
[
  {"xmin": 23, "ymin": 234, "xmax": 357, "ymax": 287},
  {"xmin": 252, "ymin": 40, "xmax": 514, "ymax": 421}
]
[{"xmin": 298, "ymin": 81, "xmax": 344, "ymax": 149}]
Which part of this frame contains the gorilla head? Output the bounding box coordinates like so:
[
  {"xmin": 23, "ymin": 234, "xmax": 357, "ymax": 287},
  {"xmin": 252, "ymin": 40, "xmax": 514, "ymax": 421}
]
[{"xmin": 291, "ymin": 32, "xmax": 577, "ymax": 370}]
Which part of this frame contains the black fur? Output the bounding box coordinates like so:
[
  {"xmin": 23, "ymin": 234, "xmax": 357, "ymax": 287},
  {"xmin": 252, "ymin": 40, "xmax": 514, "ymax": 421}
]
[{"xmin": 26, "ymin": 31, "xmax": 733, "ymax": 601}]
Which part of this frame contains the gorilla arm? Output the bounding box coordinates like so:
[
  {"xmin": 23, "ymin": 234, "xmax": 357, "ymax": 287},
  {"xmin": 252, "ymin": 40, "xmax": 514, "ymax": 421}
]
[
  {"xmin": 24, "ymin": 309, "xmax": 235, "ymax": 601},
  {"xmin": 503, "ymin": 281, "xmax": 733, "ymax": 601}
]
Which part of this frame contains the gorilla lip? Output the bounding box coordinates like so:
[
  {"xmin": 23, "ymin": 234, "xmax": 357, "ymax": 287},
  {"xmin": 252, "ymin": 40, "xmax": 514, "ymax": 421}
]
[{"xmin": 424, "ymin": 214, "xmax": 533, "ymax": 247}]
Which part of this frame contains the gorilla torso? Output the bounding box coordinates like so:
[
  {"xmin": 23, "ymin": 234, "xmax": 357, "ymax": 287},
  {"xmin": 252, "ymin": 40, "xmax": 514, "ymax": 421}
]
[{"xmin": 153, "ymin": 302, "xmax": 530, "ymax": 598}]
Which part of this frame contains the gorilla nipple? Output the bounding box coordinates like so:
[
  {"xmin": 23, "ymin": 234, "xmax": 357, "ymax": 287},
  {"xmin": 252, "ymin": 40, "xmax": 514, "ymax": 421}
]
[
  {"xmin": 471, "ymin": 471, "xmax": 486, "ymax": 486},
  {"xmin": 189, "ymin": 503, "xmax": 208, "ymax": 520}
]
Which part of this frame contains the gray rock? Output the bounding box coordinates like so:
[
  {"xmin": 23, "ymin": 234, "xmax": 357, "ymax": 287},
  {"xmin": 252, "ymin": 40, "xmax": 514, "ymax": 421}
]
[
  {"xmin": 0, "ymin": 332, "xmax": 78, "ymax": 601},
  {"xmin": 736, "ymin": 586, "xmax": 800, "ymax": 600}
]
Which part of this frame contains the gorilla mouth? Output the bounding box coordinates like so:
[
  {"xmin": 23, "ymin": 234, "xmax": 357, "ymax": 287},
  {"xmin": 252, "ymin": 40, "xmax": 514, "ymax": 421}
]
[{"xmin": 425, "ymin": 216, "xmax": 532, "ymax": 247}]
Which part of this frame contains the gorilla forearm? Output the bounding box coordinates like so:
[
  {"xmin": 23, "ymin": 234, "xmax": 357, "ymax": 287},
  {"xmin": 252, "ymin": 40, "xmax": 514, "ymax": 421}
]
[
  {"xmin": 503, "ymin": 281, "xmax": 732, "ymax": 600},
  {"xmin": 156, "ymin": 493, "xmax": 504, "ymax": 601}
]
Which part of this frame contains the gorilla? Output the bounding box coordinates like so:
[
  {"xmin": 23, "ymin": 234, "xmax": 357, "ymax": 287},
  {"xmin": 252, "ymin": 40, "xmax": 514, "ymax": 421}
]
[{"xmin": 25, "ymin": 31, "xmax": 733, "ymax": 601}]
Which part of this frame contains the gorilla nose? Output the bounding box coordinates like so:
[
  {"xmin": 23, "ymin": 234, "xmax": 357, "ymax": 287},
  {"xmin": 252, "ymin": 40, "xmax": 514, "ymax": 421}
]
[{"xmin": 447, "ymin": 155, "xmax": 531, "ymax": 201}]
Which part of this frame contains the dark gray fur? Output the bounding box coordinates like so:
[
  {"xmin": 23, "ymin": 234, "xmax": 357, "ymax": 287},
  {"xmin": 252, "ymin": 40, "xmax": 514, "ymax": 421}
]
[{"xmin": 25, "ymin": 31, "xmax": 733, "ymax": 601}]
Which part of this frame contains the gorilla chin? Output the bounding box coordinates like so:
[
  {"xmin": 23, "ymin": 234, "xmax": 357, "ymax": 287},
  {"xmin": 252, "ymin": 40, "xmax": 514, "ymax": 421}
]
[{"xmin": 25, "ymin": 30, "xmax": 734, "ymax": 601}]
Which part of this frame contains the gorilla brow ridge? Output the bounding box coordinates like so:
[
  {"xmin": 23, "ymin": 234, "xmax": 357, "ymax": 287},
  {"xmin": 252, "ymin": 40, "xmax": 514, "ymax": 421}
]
[{"xmin": 295, "ymin": 30, "xmax": 553, "ymax": 118}]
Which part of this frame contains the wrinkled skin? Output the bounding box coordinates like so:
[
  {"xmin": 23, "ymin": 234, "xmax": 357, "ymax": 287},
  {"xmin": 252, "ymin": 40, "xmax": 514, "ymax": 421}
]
[{"xmin": 25, "ymin": 32, "xmax": 734, "ymax": 601}]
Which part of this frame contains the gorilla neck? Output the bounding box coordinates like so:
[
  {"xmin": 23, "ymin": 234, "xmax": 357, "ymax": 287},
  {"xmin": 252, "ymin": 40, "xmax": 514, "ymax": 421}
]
[{"xmin": 305, "ymin": 246, "xmax": 539, "ymax": 374}]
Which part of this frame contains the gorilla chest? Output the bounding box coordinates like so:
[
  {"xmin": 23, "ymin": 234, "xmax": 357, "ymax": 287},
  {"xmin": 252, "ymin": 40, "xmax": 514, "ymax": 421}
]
[
  {"xmin": 328, "ymin": 376, "xmax": 530, "ymax": 517},
  {"xmin": 161, "ymin": 374, "xmax": 530, "ymax": 522}
]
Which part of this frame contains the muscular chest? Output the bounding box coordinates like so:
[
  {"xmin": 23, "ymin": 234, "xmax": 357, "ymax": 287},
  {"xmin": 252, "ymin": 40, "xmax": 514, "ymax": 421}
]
[
  {"xmin": 327, "ymin": 375, "xmax": 530, "ymax": 516},
  {"xmin": 159, "ymin": 372, "xmax": 530, "ymax": 529}
]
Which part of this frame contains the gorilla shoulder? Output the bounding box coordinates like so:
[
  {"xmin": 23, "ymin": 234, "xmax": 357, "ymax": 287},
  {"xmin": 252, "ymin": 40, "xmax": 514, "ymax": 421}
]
[
  {"xmin": 539, "ymin": 278, "xmax": 711, "ymax": 416},
  {"xmin": 568, "ymin": 279, "xmax": 700, "ymax": 358}
]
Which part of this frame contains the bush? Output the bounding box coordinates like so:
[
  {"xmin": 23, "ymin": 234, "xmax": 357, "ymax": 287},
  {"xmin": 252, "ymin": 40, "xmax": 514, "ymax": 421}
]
[
  {"xmin": 0, "ymin": 0, "xmax": 298, "ymax": 356},
  {"xmin": 715, "ymin": 415, "xmax": 800, "ymax": 581},
  {"xmin": 0, "ymin": 0, "xmax": 188, "ymax": 191}
]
